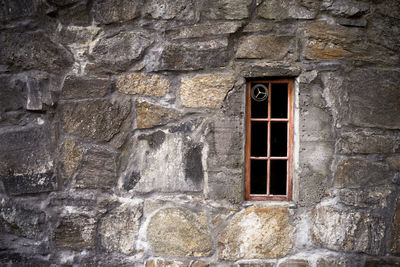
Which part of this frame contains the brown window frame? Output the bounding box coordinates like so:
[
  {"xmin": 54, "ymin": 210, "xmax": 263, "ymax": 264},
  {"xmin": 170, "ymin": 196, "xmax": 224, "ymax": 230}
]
[{"xmin": 245, "ymin": 78, "xmax": 294, "ymax": 201}]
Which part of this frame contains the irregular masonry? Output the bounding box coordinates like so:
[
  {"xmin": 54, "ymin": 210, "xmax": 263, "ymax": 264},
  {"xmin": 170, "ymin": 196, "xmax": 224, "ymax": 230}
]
[{"xmin": 0, "ymin": 0, "xmax": 399, "ymax": 266}]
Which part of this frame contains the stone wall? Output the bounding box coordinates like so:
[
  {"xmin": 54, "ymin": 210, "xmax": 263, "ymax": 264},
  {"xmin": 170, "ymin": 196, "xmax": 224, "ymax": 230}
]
[{"xmin": 0, "ymin": 0, "xmax": 399, "ymax": 266}]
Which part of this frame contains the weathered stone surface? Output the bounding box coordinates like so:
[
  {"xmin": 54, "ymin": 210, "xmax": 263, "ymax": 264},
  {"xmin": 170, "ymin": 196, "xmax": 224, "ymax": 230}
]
[
  {"xmin": 117, "ymin": 73, "xmax": 169, "ymax": 97},
  {"xmin": 257, "ymin": 0, "xmax": 317, "ymax": 20},
  {"xmin": 147, "ymin": 208, "xmax": 211, "ymax": 257},
  {"xmin": 145, "ymin": 258, "xmax": 208, "ymax": 267},
  {"xmin": 48, "ymin": 0, "xmax": 80, "ymax": 6},
  {"xmin": 168, "ymin": 22, "xmax": 242, "ymax": 39},
  {"xmin": 364, "ymin": 257, "xmax": 400, "ymax": 267},
  {"xmin": 368, "ymin": 15, "xmax": 400, "ymax": 53},
  {"xmin": 88, "ymin": 31, "xmax": 153, "ymax": 73},
  {"xmin": 3, "ymin": 171, "xmax": 56, "ymax": 195},
  {"xmin": 321, "ymin": 0, "xmax": 369, "ymax": 17},
  {"xmin": 0, "ymin": 198, "xmax": 45, "ymax": 239},
  {"xmin": 376, "ymin": 0, "xmax": 400, "ymax": 19},
  {"xmin": 278, "ymin": 259, "xmax": 309, "ymax": 267},
  {"xmin": 236, "ymin": 35, "xmax": 294, "ymax": 60},
  {"xmin": 75, "ymin": 148, "xmax": 117, "ymax": 189},
  {"xmin": 120, "ymin": 131, "xmax": 203, "ymax": 193},
  {"xmin": 0, "ymin": 253, "xmax": 51, "ymax": 267},
  {"xmin": 337, "ymin": 130, "xmax": 400, "ymax": 154},
  {"xmin": 202, "ymin": 0, "xmax": 251, "ymax": 20},
  {"xmin": 57, "ymin": 1, "xmax": 90, "ymax": 26},
  {"xmin": 337, "ymin": 186, "xmax": 394, "ymax": 209},
  {"xmin": 61, "ymin": 99, "xmax": 130, "ymax": 142},
  {"xmin": 180, "ymin": 73, "xmax": 235, "ymax": 109},
  {"xmin": 0, "ymin": 31, "xmax": 73, "ymax": 73},
  {"xmin": 145, "ymin": 0, "xmax": 197, "ymax": 21},
  {"xmin": 158, "ymin": 39, "xmax": 229, "ymax": 70},
  {"xmin": 387, "ymin": 157, "xmax": 400, "ymax": 171},
  {"xmin": 54, "ymin": 215, "xmax": 96, "ymax": 250},
  {"xmin": 136, "ymin": 101, "xmax": 180, "ymax": 129},
  {"xmin": 311, "ymin": 205, "xmax": 386, "ymax": 254},
  {"xmin": 345, "ymin": 69, "xmax": 400, "ymax": 129},
  {"xmin": 0, "ymin": 0, "xmax": 41, "ymax": 21},
  {"xmin": 336, "ymin": 17, "xmax": 367, "ymax": 27},
  {"xmin": 335, "ymin": 158, "xmax": 391, "ymax": 189},
  {"xmin": 235, "ymin": 62, "xmax": 301, "ymax": 78},
  {"xmin": 391, "ymin": 199, "xmax": 400, "ymax": 254},
  {"xmin": 233, "ymin": 263, "xmax": 275, "ymax": 267},
  {"xmin": 92, "ymin": 0, "xmax": 141, "ymax": 24},
  {"xmin": 315, "ymin": 257, "xmax": 356, "ymax": 267},
  {"xmin": 99, "ymin": 202, "xmax": 142, "ymax": 254},
  {"xmin": 60, "ymin": 138, "xmax": 85, "ymax": 180},
  {"xmin": 219, "ymin": 207, "xmax": 294, "ymax": 260},
  {"xmin": 61, "ymin": 75, "xmax": 110, "ymax": 99},
  {"xmin": 0, "ymin": 75, "xmax": 25, "ymax": 117}
]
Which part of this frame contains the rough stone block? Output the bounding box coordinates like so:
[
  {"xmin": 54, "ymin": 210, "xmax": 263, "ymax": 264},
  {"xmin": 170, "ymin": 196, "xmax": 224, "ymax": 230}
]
[
  {"xmin": 60, "ymin": 138, "xmax": 85, "ymax": 181},
  {"xmin": 0, "ymin": 31, "xmax": 73, "ymax": 73},
  {"xmin": 136, "ymin": 101, "xmax": 181, "ymax": 129},
  {"xmin": 236, "ymin": 35, "xmax": 294, "ymax": 60},
  {"xmin": 145, "ymin": 0, "xmax": 197, "ymax": 21},
  {"xmin": 257, "ymin": 0, "xmax": 317, "ymax": 20},
  {"xmin": 168, "ymin": 22, "xmax": 242, "ymax": 40},
  {"xmin": 311, "ymin": 205, "xmax": 386, "ymax": 255},
  {"xmin": 0, "ymin": 0, "xmax": 46, "ymax": 21},
  {"xmin": 60, "ymin": 99, "xmax": 131, "ymax": 143},
  {"xmin": 57, "ymin": 1, "xmax": 90, "ymax": 26},
  {"xmin": 0, "ymin": 75, "xmax": 25, "ymax": 116},
  {"xmin": 364, "ymin": 257, "xmax": 400, "ymax": 267},
  {"xmin": 202, "ymin": 0, "xmax": 251, "ymax": 20},
  {"xmin": 88, "ymin": 31, "xmax": 153, "ymax": 73},
  {"xmin": 219, "ymin": 207, "xmax": 294, "ymax": 260},
  {"xmin": 335, "ymin": 158, "xmax": 392, "ymax": 189},
  {"xmin": 158, "ymin": 39, "xmax": 229, "ymax": 71},
  {"xmin": 233, "ymin": 263, "xmax": 275, "ymax": 267},
  {"xmin": 337, "ymin": 186, "xmax": 394, "ymax": 209},
  {"xmin": 145, "ymin": 259, "xmax": 208, "ymax": 267},
  {"xmin": 3, "ymin": 172, "xmax": 56, "ymax": 195},
  {"xmin": 390, "ymin": 199, "xmax": 400, "ymax": 254},
  {"xmin": 321, "ymin": 0, "xmax": 369, "ymax": 17},
  {"xmin": 387, "ymin": 157, "xmax": 400, "ymax": 171},
  {"xmin": 92, "ymin": 0, "xmax": 142, "ymax": 24},
  {"xmin": 0, "ymin": 253, "xmax": 51, "ymax": 267},
  {"xmin": 117, "ymin": 73, "xmax": 169, "ymax": 97},
  {"xmin": 99, "ymin": 202, "xmax": 142, "ymax": 254},
  {"xmin": 0, "ymin": 198, "xmax": 45, "ymax": 239},
  {"xmin": 278, "ymin": 259, "xmax": 309, "ymax": 267},
  {"xmin": 180, "ymin": 73, "xmax": 235, "ymax": 109},
  {"xmin": 61, "ymin": 75, "xmax": 110, "ymax": 100},
  {"xmin": 147, "ymin": 208, "xmax": 211, "ymax": 257},
  {"xmin": 315, "ymin": 257, "xmax": 356, "ymax": 267},
  {"xmin": 75, "ymin": 148, "xmax": 117, "ymax": 189},
  {"xmin": 54, "ymin": 215, "xmax": 96, "ymax": 250},
  {"xmin": 368, "ymin": 14, "xmax": 400, "ymax": 51}
]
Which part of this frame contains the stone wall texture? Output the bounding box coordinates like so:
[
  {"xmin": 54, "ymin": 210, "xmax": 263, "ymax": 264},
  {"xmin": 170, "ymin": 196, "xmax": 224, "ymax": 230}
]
[{"xmin": 0, "ymin": 0, "xmax": 399, "ymax": 266}]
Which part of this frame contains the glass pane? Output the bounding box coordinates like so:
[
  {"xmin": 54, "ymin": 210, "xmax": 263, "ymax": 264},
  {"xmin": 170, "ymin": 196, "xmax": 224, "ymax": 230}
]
[
  {"xmin": 251, "ymin": 121, "xmax": 268, "ymax": 157},
  {"xmin": 270, "ymin": 160, "xmax": 287, "ymax": 195},
  {"xmin": 271, "ymin": 83, "xmax": 288, "ymax": 118},
  {"xmin": 250, "ymin": 160, "xmax": 267, "ymax": 194},
  {"xmin": 251, "ymin": 83, "xmax": 268, "ymax": 118},
  {"xmin": 270, "ymin": 122, "xmax": 287, "ymax": 157}
]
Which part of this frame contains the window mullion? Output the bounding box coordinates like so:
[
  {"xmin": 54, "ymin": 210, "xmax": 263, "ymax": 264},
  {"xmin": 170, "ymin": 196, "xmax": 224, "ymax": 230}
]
[{"xmin": 267, "ymin": 82, "xmax": 272, "ymax": 196}]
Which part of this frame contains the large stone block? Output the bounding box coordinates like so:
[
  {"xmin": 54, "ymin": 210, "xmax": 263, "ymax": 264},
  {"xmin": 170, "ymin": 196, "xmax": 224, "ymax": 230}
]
[
  {"xmin": 321, "ymin": 0, "xmax": 369, "ymax": 17},
  {"xmin": 57, "ymin": 1, "xmax": 90, "ymax": 26},
  {"xmin": 390, "ymin": 199, "xmax": 400, "ymax": 254},
  {"xmin": 60, "ymin": 99, "xmax": 131, "ymax": 143},
  {"xmin": 88, "ymin": 31, "xmax": 153, "ymax": 73},
  {"xmin": 278, "ymin": 259, "xmax": 309, "ymax": 267},
  {"xmin": 145, "ymin": 258, "xmax": 208, "ymax": 267},
  {"xmin": 61, "ymin": 75, "xmax": 110, "ymax": 100},
  {"xmin": 145, "ymin": 0, "xmax": 197, "ymax": 21},
  {"xmin": 168, "ymin": 22, "xmax": 242, "ymax": 40},
  {"xmin": 147, "ymin": 208, "xmax": 211, "ymax": 257},
  {"xmin": 311, "ymin": 205, "xmax": 386, "ymax": 254},
  {"xmin": 0, "ymin": 198, "xmax": 45, "ymax": 239},
  {"xmin": 75, "ymin": 148, "xmax": 117, "ymax": 189},
  {"xmin": 219, "ymin": 207, "xmax": 294, "ymax": 260},
  {"xmin": 99, "ymin": 202, "xmax": 142, "ymax": 254},
  {"xmin": 202, "ymin": 0, "xmax": 251, "ymax": 20},
  {"xmin": 257, "ymin": 0, "xmax": 317, "ymax": 20},
  {"xmin": 158, "ymin": 39, "xmax": 229, "ymax": 71},
  {"xmin": 0, "ymin": 31, "xmax": 73, "ymax": 73},
  {"xmin": 117, "ymin": 73, "xmax": 169, "ymax": 97},
  {"xmin": 92, "ymin": 0, "xmax": 142, "ymax": 24},
  {"xmin": 60, "ymin": 138, "xmax": 85, "ymax": 181},
  {"xmin": 3, "ymin": 172, "xmax": 56, "ymax": 195},
  {"xmin": 136, "ymin": 101, "xmax": 181, "ymax": 129},
  {"xmin": 387, "ymin": 157, "xmax": 400, "ymax": 172},
  {"xmin": 180, "ymin": 73, "xmax": 235, "ymax": 109},
  {"xmin": 364, "ymin": 257, "xmax": 400, "ymax": 267},
  {"xmin": 335, "ymin": 158, "xmax": 392, "ymax": 189},
  {"xmin": 0, "ymin": 75, "xmax": 25, "ymax": 116},
  {"xmin": 54, "ymin": 215, "xmax": 96, "ymax": 250},
  {"xmin": 236, "ymin": 35, "xmax": 294, "ymax": 60},
  {"xmin": 337, "ymin": 186, "xmax": 394, "ymax": 209},
  {"xmin": 0, "ymin": 0, "xmax": 46, "ymax": 21}
]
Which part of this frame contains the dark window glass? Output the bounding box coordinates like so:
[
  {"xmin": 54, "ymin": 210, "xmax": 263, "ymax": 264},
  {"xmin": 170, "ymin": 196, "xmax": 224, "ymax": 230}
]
[
  {"xmin": 270, "ymin": 122, "xmax": 287, "ymax": 157},
  {"xmin": 251, "ymin": 83, "xmax": 268, "ymax": 118},
  {"xmin": 251, "ymin": 122, "xmax": 268, "ymax": 157},
  {"xmin": 270, "ymin": 160, "xmax": 287, "ymax": 195},
  {"xmin": 250, "ymin": 160, "xmax": 267, "ymax": 194},
  {"xmin": 271, "ymin": 83, "xmax": 288, "ymax": 118}
]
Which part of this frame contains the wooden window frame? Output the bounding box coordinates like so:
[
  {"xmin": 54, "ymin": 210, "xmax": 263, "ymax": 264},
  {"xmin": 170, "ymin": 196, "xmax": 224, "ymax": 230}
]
[{"xmin": 245, "ymin": 78, "xmax": 294, "ymax": 201}]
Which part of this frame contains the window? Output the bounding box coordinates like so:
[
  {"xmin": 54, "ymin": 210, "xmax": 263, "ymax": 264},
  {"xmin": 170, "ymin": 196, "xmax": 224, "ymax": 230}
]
[{"xmin": 245, "ymin": 78, "xmax": 294, "ymax": 201}]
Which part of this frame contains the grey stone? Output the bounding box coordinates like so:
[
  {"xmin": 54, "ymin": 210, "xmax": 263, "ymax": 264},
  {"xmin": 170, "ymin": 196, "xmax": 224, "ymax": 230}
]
[
  {"xmin": 75, "ymin": 148, "xmax": 117, "ymax": 189},
  {"xmin": 0, "ymin": 253, "xmax": 51, "ymax": 267},
  {"xmin": 233, "ymin": 263, "xmax": 275, "ymax": 267},
  {"xmin": 376, "ymin": 0, "xmax": 400, "ymax": 19},
  {"xmin": 60, "ymin": 99, "xmax": 131, "ymax": 143},
  {"xmin": 184, "ymin": 144, "xmax": 203, "ymax": 188},
  {"xmin": 158, "ymin": 39, "xmax": 229, "ymax": 70},
  {"xmin": 336, "ymin": 17, "xmax": 367, "ymax": 27},
  {"xmin": 236, "ymin": 35, "xmax": 294, "ymax": 60},
  {"xmin": 60, "ymin": 138, "xmax": 85, "ymax": 181},
  {"xmin": 99, "ymin": 202, "xmax": 142, "ymax": 254},
  {"xmin": 61, "ymin": 75, "xmax": 110, "ymax": 99},
  {"xmin": 335, "ymin": 158, "xmax": 392, "ymax": 189},
  {"xmin": 3, "ymin": 171, "xmax": 56, "ymax": 195},
  {"xmin": 368, "ymin": 15, "xmax": 400, "ymax": 52},
  {"xmin": 0, "ymin": 198, "xmax": 45, "ymax": 239},
  {"xmin": 0, "ymin": 31, "xmax": 74, "ymax": 73},
  {"xmin": 146, "ymin": 258, "xmax": 208, "ymax": 267},
  {"xmin": 235, "ymin": 62, "xmax": 301, "ymax": 78},
  {"xmin": 0, "ymin": 0, "xmax": 45, "ymax": 21},
  {"xmin": 93, "ymin": 0, "xmax": 142, "ymax": 24},
  {"xmin": 321, "ymin": 0, "xmax": 369, "ymax": 17},
  {"xmin": 135, "ymin": 101, "xmax": 181, "ymax": 129},
  {"xmin": 147, "ymin": 207, "xmax": 211, "ymax": 257},
  {"xmin": 168, "ymin": 22, "xmax": 242, "ymax": 40},
  {"xmin": 387, "ymin": 157, "xmax": 400, "ymax": 171},
  {"xmin": 278, "ymin": 259, "xmax": 309, "ymax": 267},
  {"xmin": 88, "ymin": 31, "xmax": 153, "ymax": 73},
  {"xmin": 0, "ymin": 75, "xmax": 25, "ymax": 116},
  {"xmin": 311, "ymin": 205, "xmax": 386, "ymax": 255},
  {"xmin": 390, "ymin": 198, "xmax": 400, "ymax": 254},
  {"xmin": 145, "ymin": 0, "xmax": 197, "ymax": 21},
  {"xmin": 57, "ymin": 1, "xmax": 90, "ymax": 26},
  {"xmin": 364, "ymin": 257, "xmax": 400, "ymax": 267},
  {"xmin": 315, "ymin": 257, "xmax": 357, "ymax": 267},
  {"xmin": 337, "ymin": 186, "xmax": 394, "ymax": 209},
  {"xmin": 202, "ymin": 0, "xmax": 251, "ymax": 20},
  {"xmin": 257, "ymin": 0, "xmax": 317, "ymax": 20},
  {"xmin": 48, "ymin": 0, "xmax": 80, "ymax": 6},
  {"xmin": 54, "ymin": 215, "xmax": 96, "ymax": 250}
]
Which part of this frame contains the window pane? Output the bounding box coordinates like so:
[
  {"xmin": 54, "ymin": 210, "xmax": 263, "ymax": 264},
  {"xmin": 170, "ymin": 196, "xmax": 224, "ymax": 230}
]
[
  {"xmin": 270, "ymin": 160, "xmax": 287, "ymax": 195},
  {"xmin": 251, "ymin": 121, "xmax": 268, "ymax": 157},
  {"xmin": 271, "ymin": 83, "xmax": 288, "ymax": 118},
  {"xmin": 250, "ymin": 160, "xmax": 267, "ymax": 194},
  {"xmin": 251, "ymin": 83, "xmax": 268, "ymax": 118},
  {"xmin": 270, "ymin": 122, "xmax": 287, "ymax": 157}
]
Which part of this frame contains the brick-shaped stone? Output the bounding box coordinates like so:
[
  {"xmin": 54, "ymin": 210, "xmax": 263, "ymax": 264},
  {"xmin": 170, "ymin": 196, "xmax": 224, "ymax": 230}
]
[
  {"xmin": 236, "ymin": 35, "xmax": 294, "ymax": 60},
  {"xmin": 136, "ymin": 101, "xmax": 181, "ymax": 129},
  {"xmin": 168, "ymin": 22, "xmax": 242, "ymax": 40},
  {"xmin": 60, "ymin": 138, "xmax": 85, "ymax": 180},
  {"xmin": 54, "ymin": 215, "xmax": 96, "ymax": 250},
  {"xmin": 202, "ymin": 0, "xmax": 251, "ymax": 20},
  {"xmin": 61, "ymin": 75, "xmax": 110, "ymax": 100},
  {"xmin": 257, "ymin": 0, "xmax": 317, "ymax": 20},
  {"xmin": 117, "ymin": 73, "xmax": 169, "ymax": 97},
  {"xmin": 145, "ymin": 0, "xmax": 197, "ymax": 21},
  {"xmin": 390, "ymin": 199, "xmax": 400, "ymax": 254},
  {"xmin": 3, "ymin": 172, "xmax": 56, "ymax": 195},
  {"xmin": 92, "ymin": 0, "xmax": 142, "ymax": 24}
]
